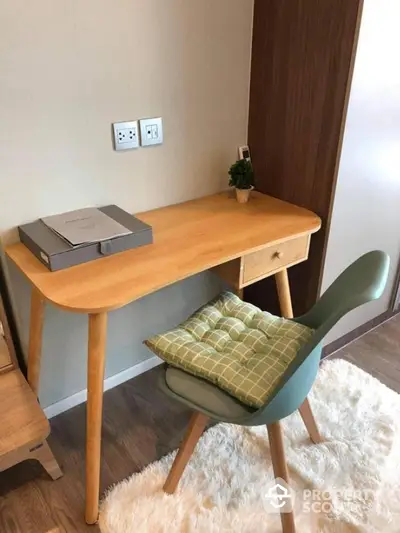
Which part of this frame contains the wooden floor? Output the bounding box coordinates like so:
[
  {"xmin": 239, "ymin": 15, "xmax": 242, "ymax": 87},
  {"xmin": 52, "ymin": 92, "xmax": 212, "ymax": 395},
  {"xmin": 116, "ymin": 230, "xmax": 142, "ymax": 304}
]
[
  {"xmin": 1, "ymin": 314, "xmax": 399, "ymax": 532},
  {"xmin": 331, "ymin": 314, "xmax": 400, "ymax": 394}
]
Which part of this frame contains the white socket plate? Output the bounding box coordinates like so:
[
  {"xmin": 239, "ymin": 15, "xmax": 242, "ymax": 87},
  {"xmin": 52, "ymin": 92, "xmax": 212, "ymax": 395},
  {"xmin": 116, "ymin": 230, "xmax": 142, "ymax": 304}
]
[
  {"xmin": 113, "ymin": 120, "xmax": 139, "ymax": 151},
  {"xmin": 139, "ymin": 117, "xmax": 163, "ymax": 147}
]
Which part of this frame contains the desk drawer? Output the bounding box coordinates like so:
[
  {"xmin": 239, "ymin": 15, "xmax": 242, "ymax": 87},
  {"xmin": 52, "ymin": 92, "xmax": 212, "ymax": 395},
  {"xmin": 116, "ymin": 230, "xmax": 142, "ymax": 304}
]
[{"xmin": 242, "ymin": 235, "xmax": 310, "ymax": 285}]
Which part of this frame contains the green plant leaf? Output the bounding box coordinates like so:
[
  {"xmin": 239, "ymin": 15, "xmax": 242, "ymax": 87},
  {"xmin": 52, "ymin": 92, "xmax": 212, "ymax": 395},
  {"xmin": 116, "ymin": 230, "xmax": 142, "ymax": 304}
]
[{"xmin": 228, "ymin": 159, "xmax": 254, "ymax": 189}]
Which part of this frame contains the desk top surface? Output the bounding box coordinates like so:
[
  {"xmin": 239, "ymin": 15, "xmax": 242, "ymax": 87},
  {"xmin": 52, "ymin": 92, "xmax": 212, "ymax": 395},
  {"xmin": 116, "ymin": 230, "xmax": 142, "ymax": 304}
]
[{"xmin": 6, "ymin": 192, "xmax": 321, "ymax": 313}]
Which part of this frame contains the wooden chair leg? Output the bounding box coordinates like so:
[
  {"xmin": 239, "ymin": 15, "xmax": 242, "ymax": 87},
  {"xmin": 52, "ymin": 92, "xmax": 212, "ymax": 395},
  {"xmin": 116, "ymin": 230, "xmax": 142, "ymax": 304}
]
[
  {"xmin": 30, "ymin": 440, "xmax": 63, "ymax": 480},
  {"xmin": 267, "ymin": 422, "xmax": 296, "ymax": 533},
  {"xmin": 299, "ymin": 397, "xmax": 323, "ymax": 444},
  {"xmin": 163, "ymin": 412, "xmax": 208, "ymax": 494}
]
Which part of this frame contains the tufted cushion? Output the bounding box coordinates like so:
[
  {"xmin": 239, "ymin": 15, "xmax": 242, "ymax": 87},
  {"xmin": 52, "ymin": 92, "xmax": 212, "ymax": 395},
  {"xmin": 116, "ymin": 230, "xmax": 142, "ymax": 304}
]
[{"xmin": 144, "ymin": 292, "xmax": 314, "ymax": 408}]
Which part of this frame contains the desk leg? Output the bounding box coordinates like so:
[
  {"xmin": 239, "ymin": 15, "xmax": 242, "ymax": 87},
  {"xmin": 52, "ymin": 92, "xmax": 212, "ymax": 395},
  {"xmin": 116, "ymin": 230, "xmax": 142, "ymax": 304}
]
[
  {"xmin": 85, "ymin": 312, "xmax": 108, "ymax": 525},
  {"xmin": 275, "ymin": 269, "xmax": 293, "ymax": 319},
  {"xmin": 27, "ymin": 288, "xmax": 45, "ymax": 396}
]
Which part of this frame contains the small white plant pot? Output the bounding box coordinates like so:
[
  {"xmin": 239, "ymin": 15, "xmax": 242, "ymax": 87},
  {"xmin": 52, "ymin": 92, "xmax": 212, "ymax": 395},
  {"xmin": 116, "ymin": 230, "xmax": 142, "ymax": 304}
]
[{"xmin": 235, "ymin": 186, "xmax": 254, "ymax": 204}]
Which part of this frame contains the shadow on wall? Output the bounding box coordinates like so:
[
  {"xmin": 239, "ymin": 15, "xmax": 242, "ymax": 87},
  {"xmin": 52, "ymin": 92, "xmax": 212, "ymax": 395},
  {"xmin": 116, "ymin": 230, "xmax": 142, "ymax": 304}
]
[
  {"xmin": 6, "ymin": 256, "xmax": 225, "ymax": 410},
  {"xmin": 0, "ymin": 254, "xmax": 25, "ymax": 373}
]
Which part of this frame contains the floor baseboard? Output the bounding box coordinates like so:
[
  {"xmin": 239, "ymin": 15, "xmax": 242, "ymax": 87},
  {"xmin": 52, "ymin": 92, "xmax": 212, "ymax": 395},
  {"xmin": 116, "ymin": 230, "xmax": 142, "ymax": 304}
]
[
  {"xmin": 322, "ymin": 309, "xmax": 399, "ymax": 358},
  {"xmin": 44, "ymin": 356, "xmax": 163, "ymax": 419}
]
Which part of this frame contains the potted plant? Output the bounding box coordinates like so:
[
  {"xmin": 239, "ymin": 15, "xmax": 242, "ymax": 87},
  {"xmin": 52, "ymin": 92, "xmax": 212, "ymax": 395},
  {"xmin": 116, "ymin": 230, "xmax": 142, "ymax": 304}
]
[{"xmin": 228, "ymin": 159, "xmax": 254, "ymax": 203}]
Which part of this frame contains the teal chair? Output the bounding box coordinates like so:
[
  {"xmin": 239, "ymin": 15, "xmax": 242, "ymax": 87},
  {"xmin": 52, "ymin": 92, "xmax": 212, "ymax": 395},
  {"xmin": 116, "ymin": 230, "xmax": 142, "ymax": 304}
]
[{"xmin": 158, "ymin": 251, "xmax": 390, "ymax": 533}]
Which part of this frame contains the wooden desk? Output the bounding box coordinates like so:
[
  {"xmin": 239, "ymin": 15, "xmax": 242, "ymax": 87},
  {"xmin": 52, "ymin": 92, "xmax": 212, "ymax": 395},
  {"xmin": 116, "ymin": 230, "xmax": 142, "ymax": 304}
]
[{"xmin": 5, "ymin": 191, "xmax": 320, "ymax": 524}]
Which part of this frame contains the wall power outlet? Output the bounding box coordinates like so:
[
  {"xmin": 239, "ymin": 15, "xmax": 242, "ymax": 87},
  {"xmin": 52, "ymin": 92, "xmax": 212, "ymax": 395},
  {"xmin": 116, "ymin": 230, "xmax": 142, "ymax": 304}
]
[{"xmin": 113, "ymin": 121, "xmax": 139, "ymax": 151}]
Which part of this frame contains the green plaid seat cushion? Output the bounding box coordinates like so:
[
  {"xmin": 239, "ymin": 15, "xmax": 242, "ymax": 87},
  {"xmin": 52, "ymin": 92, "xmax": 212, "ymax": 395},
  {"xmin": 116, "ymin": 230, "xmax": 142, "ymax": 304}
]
[{"xmin": 144, "ymin": 291, "xmax": 314, "ymax": 408}]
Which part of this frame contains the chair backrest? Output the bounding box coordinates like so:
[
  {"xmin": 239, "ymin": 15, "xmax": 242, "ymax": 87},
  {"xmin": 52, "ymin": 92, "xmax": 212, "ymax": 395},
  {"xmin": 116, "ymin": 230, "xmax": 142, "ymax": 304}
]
[
  {"xmin": 247, "ymin": 251, "xmax": 390, "ymax": 425},
  {"xmin": 295, "ymin": 250, "xmax": 390, "ymax": 353}
]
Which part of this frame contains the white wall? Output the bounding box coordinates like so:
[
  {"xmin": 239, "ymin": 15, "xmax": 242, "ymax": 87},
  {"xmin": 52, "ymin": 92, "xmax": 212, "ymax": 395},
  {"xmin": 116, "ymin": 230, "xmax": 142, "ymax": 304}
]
[
  {"xmin": 321, "ymin": 0, "xmax": 400, "ymax": 343},
  {"xmin": 0, "ymin": 0, "xmax": 254, "ymax": 408}
]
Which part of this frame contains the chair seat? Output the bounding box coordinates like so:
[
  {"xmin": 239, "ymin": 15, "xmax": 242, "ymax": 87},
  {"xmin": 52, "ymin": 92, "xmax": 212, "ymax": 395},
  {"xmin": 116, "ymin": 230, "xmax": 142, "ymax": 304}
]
[
  {"xmin": 145, "ymin": 291, "xmax": 314, "ymax": 407},
  {"xmin": 163, "ymin": 366, "xmax": 255, "ymax": 419}
]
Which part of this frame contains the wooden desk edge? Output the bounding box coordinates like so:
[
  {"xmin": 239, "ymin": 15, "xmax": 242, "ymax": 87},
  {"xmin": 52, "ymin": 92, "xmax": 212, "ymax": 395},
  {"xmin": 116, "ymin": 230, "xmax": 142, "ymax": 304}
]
[
  {"xmin": 5, "ymin": 192, "xmax": 321, "ymax": 314},
  {"xmin": 5, "ymin": 224, "xmax": 320, "ymax": 315}
]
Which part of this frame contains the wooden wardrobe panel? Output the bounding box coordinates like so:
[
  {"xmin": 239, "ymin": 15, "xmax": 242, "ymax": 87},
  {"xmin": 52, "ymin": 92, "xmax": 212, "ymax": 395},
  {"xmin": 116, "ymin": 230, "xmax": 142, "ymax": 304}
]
[{"xmin": 247, "ymin": 0, "xmax": 363, "ymax": 314}]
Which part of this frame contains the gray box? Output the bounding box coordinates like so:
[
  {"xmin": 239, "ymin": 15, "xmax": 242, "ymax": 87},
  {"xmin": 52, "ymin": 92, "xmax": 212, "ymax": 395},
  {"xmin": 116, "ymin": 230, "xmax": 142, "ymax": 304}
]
[{"xmin": 18, "ymin": 205, "xmax": 153, "ymax": 271}]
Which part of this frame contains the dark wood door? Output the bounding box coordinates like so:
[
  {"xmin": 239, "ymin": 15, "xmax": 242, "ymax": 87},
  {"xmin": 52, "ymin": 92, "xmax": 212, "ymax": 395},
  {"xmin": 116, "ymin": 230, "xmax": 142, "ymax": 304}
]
[{"xmin": 246, "ymin": 0, "xmax": 363, "ymax": 315}]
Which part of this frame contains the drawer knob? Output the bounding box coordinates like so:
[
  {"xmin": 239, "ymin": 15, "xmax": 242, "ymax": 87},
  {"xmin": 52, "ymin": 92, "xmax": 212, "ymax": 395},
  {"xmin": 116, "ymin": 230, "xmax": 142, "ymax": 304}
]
[{"xmin": 275, "ymin": 251, "xmax": 283, "ymax": 259}]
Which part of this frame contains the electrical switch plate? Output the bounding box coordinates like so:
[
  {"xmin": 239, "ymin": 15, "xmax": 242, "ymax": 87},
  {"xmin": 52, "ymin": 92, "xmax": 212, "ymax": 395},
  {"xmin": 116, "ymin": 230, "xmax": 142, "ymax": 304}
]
[
  {"xmin": 113, "ymin": 121, "xmax": 139, "ymax": 151},
  {"xmin": 139, "ymin": 117, "xmax": 163, "ymax": 147}
]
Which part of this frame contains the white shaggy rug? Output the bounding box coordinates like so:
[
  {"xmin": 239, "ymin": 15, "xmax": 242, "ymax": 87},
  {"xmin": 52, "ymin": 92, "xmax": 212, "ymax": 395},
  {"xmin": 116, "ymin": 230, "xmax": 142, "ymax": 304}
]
[{"xmin": 100, "ymin": 360, "xmax": 400, "ymax": 532}]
